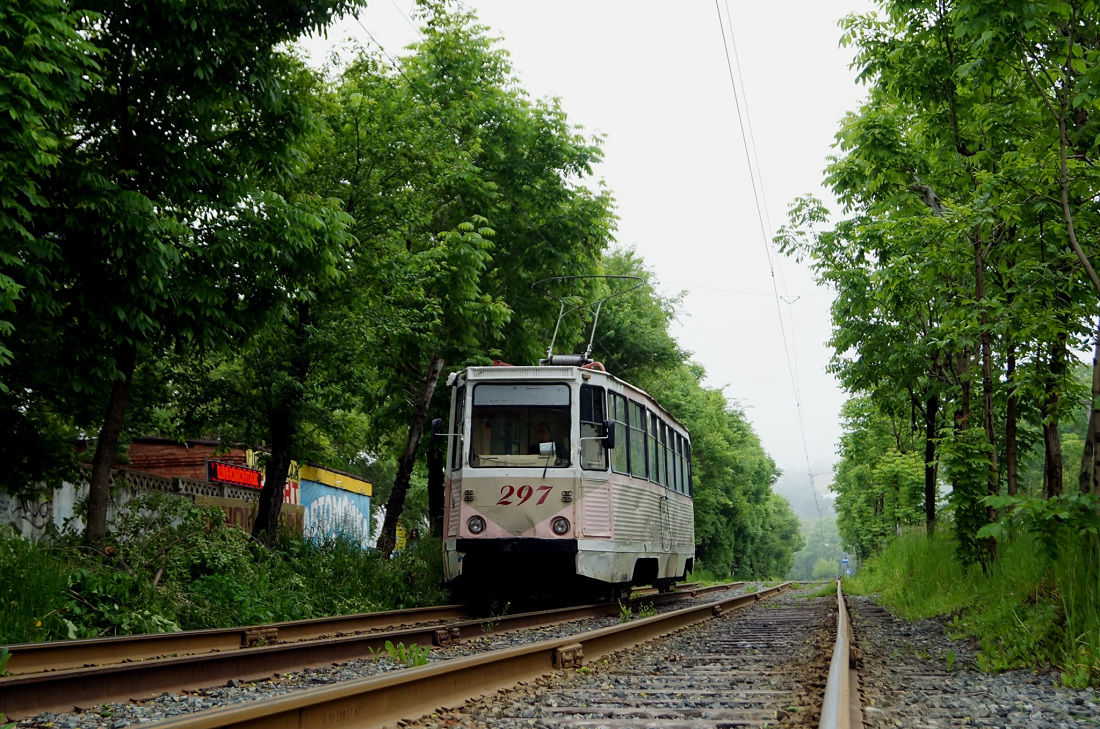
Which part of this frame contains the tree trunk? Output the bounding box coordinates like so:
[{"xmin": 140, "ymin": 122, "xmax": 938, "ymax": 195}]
[
  {"xmin": 250, "ymin": 302, "xmax": 311, "ymax": 546},
  {"xmin": 1042, "ymin": 322, "xmax": 1068, "ymax": 500},
  {"xmin": 378, "ymin": 355, "xmax": 445, "ymax": 559},
  {"xmin": 1006, "ymin": 347, "xmax": 1019, "ymax": 496},
  {"xmin": 251, "ymin": 407, "xmax": 294, "ymax": 545},
  {"xmin": 975, "ymin": 238, "xmax": 998, "ymax": 563},
  {"xmin": 427, "ymin": 435, "xmax": 445, "ymax": 539},
  {"xmin": 1081, "ymin": 322, "xmax": 1100, "ymax": 495},
  {"xmin": 85, "ymin": 342, "xmax": 138, "ymax": 551},
  {"xmin": 1042, "ymin": 295, "xmax": 1071, "ymax": 499},
  {"xmin": 924, "ymin": 392, "xmax": 938, "ymax": 535}
]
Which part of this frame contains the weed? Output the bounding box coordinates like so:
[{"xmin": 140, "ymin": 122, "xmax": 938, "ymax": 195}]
[
  {"xmin": 945, "ymin": 649, "xmax": 957, "ymax": 672},
  {"xmin": 638, "ymin": 602, "xmax": 657, "ymax": 619},
  {"xmin": 383, "ymin": 640, "xmax": 430, "ymax": 667},
  {"xmin": 482, "ymin": 601, "xmax": 511, "ymax": 634},
  {"xmin": 0, "ymin": 647, "xmax": 9, "ymax": 677},
  {"xmin": 618, "ymin": 601, "xmax": 633, "ymax": 623},
  {"xmin": 0, "ymin": 714, "xmax": 13, "ymax": 729}
]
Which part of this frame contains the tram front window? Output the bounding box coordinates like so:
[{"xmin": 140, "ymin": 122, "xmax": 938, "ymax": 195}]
[{"xmin": 470, "ymin": 383, "xmax": 571, "ymax": 467}]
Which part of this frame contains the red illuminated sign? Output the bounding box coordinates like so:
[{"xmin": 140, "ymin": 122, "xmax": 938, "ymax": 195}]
[{"xmin": 207, "ymin": 461, "xmax": 263, "ymax": 489}]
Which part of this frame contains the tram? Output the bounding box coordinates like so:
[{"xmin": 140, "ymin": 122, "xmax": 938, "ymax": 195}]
[{"xmin": 436, "ymin": 354, "xmax": 694, "ymax": 603}]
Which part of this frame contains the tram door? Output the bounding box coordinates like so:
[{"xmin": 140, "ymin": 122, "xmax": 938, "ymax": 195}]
[{"xmin": 445, "ymin": 386, "xmax": 466, "ymax": 538}]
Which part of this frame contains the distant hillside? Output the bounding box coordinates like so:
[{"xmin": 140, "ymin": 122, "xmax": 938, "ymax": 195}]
[{"xmin": 772, "ymin": 465, "xmax": 836, "ymax": 520}]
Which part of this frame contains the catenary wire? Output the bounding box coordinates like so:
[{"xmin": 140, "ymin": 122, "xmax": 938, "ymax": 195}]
[{"xmin": 713, "ymin": 0, "xmax": 826, "ymax": 529}]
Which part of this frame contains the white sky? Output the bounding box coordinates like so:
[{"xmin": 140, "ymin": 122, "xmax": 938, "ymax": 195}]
[{"xmin": 299, "ymin": 0, "xmax": 876, "ymax": 483}]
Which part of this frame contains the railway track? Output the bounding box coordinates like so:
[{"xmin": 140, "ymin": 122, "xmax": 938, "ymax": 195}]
[
  {"xmin": 413, "ymin": 581, "xmax": 860, "ymax": 729},
  {"xmin": 1, "ymin": 582, "xmax": 743, "ymax": 720},
  {"xmin": 7, "ymin": 581, "xmax": 862, "ymax": 729}
]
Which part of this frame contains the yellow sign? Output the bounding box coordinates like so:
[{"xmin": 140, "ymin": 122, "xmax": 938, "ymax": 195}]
[{"xmin": 298, "ymin": 465, "xmax": 372, "ymax": 496}]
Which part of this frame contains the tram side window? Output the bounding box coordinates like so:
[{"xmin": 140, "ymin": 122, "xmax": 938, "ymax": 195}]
[
  {"xmin": 672, "ymin": 432, "xmax": 683, "ymax": 494},
  {"xmin": 673, "ymin": 433, "xmax": 682, "ymax": 496},
  {"xmin": 629, "ymin": 400, "xmax": 647, "ymax": 480},
  {"xmin": 684, "ymin": 440, "xmax": 693, "ymax": 496},
  {"xmin": 580, "ymin": 385, "xmax": 608, "ymax": 470},
  {"xmin": 450, "ymin": 386, "xmax": 466, "ymax": 470},
  {"xmin": 609, "ymin": 393, "xmax": 629, "ymax": 474},
  {"xmin": 660, "ymin": 423, "xmax": 671, "ymax": 489},
  {"xmin": 647, "ymin": 411, "xmax": 660, "ymax": 484}
]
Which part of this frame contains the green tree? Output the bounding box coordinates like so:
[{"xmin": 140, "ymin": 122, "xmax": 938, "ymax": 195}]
[
  {"xmin": 3, "ymin": 0, "xmax": 364, "ymax": 550},
  {"xmin": 780, "ymin": 0, "xmax": 1100, "ymax": 568},
  {"xmin": 812, "ymin": 557, "xmax": 840, "ymax": 580},
  {"xmin": 364, "ymin": 1, "xmax": 614, "ymax": 557},
  {"xmin": 0, "ymin": 0, "xmax": 98, "ymax": 376}
]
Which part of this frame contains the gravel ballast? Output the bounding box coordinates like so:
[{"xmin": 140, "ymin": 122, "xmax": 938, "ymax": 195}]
[{"xmin": 852, "ymin": 595, "xmax": 1100, "ymax": 728}]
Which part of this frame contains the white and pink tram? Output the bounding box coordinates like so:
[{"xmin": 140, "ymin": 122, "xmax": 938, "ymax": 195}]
[{"xmin": 437, "ymin": 355, "xmax": 694, "ymax": 602}]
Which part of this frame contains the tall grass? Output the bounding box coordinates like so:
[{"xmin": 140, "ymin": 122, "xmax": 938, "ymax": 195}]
[
  {"xmin": 1054, "ymin": 534, "xmax": 1100, "ymax": 687},
  {"xmin": 848, "ymin": 527, "xmax": 1100, "ymax": 687},
  {"xmin": 0, "ymin": 528, "xmax": 71, "ymax": 643}
]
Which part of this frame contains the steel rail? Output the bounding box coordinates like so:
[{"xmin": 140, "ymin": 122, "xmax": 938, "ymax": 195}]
[
  {"xmin": 0, "ymin": 582, "xmax": 745, "ymax": 719},
  {"xmin": 818, "ymin": 579, "xmax": 863, "ymax": 729},
  {"xmin": 141, "ymin": 583, "xmax": 790, "ymax": 729},
  {"xmin": 0, "ymin": 604, "xmax": 475, "ymax": 676},
  {"xmin": 3, "ymin": 580, "xmax": 731, "ymax": 678}
]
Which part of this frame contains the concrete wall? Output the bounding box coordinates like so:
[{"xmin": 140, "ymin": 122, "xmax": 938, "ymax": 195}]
[{"xmin": 0, "ymin": 469, "xmax": 303, "ymax": 542}]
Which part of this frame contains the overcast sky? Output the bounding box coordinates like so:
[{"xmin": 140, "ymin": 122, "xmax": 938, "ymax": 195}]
[{"xmin": 299, "ymin": 1, "xmax": 877, "ymax": 487}]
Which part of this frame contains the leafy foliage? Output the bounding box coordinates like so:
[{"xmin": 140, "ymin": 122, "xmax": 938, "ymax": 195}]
[
  {"xmin": 383, "ymin": 640, "xmax": 430, "ymax": 667},
  {"xmin": 1, "ymin": 0, "xmax": 804, "ymax": 593},
  {"xmin": 0, "ymin": 495, "xmax": 447, "ymax": 643}
]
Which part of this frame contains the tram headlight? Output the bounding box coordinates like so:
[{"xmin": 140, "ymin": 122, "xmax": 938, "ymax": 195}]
[
  {"xmin": 467, "ymin": 516, "xmax": 486, "ymax": 534},
  {"xmin": 552, "ymin": 517, "xmax": 571, "ymax": 535}
]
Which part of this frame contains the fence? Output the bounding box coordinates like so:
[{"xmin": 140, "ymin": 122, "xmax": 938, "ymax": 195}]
[{"xmin": 0, "ymin": 468, "xmax": 303, "ymax": 541}]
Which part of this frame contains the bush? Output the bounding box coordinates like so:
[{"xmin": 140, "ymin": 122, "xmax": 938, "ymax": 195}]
[{"xmin": 0, "ymin": 493, "xmax": 449, "ymax": 642}]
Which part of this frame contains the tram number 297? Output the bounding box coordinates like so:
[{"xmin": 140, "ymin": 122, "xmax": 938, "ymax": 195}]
[{"xmin": 496, "ymin": 484, "xmax": 553, "ymax": 506}]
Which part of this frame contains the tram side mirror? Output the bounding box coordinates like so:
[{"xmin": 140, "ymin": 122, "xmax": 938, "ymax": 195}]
[
  {"xmin": 538, "ymin": 442, "xmax": 555, "ymax": 457},
  {"xmin": 602, "ymin": 419, "xmax": 616, "ymax": 449},
  {"xmin": 431, "ymin": 418, "xmax": 443, "ymax": 436}
]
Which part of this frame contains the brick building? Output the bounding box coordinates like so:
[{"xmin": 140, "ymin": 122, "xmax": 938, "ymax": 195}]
[{"xmin": 127, "ymin": 438, "xmax": 249, "ymax": 481}]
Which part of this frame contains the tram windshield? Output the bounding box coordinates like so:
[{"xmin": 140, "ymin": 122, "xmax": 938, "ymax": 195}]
[{"xmin": 469, "ymin": 383, "xmax": 571, "ymax": 467}]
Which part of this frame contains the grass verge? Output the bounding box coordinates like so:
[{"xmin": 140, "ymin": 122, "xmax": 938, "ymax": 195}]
[{"xmin": 847, "ymin": 527, "xmax": 1100, "ymax": 687}]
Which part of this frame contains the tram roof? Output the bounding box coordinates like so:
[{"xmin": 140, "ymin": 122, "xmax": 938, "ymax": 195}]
[{"xmin": 454, "ymin": 364, "xmax": 688, "ymax": 436}]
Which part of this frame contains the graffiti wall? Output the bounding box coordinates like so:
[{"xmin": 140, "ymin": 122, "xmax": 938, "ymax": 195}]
[{"xmin": 298, "ymin": 466, "xmax": 372, "ymax": 549}]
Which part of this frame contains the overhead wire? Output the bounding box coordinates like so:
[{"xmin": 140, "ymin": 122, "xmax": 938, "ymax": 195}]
[{"xmin": 712, "ymin": 0, "xmax": 827, "ymax": 531}]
